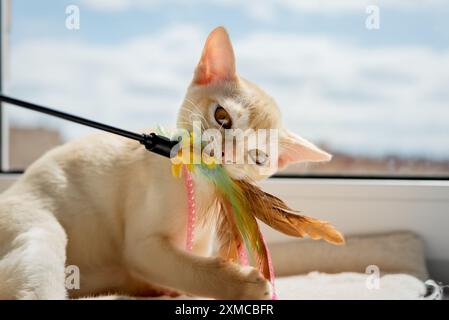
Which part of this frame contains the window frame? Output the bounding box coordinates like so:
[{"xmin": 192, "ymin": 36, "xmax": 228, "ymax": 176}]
[{"xmin": 0, "ymin": 0, "xmax": 8, "ymax": 172}]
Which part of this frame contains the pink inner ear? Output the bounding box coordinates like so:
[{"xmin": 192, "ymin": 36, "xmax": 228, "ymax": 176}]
[
  {"xmin": 194, "ymin": 27, "xmax": 236, "ymax": 85},
  {"xmin": 277, "ymin": 131, "xmax": 332, "ymax": 169},
  {"xmin": 278, "ymin": 151, "xmax": 295, "ymax": 169}
]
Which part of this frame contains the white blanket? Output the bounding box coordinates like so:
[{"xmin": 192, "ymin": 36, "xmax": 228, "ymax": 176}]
[
  {"xmin": 89, "ymin": 272, "xmax": 427, "ymax": 300},
  {"xmin": 275, "ymin": 272, "xmax": 426, "ymax": 300}
]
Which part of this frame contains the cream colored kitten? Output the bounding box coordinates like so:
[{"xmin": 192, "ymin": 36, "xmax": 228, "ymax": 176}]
[{"xmin": 0, "ymin": 27, "xmax": 330, "ymax": 300}]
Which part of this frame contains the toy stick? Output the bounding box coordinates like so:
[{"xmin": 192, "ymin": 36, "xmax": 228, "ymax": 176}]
[{"xmin": 0, "ymin": 94, "xmax": 180, "ymax": 158}]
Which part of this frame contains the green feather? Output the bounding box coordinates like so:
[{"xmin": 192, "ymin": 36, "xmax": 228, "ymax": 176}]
[{"xmin": 197, "ymin": 164, "xmax": 264, "ymax": 268}]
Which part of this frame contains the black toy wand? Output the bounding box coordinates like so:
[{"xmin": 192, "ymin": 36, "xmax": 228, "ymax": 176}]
[{"xmin": 0, "ymin": 94, "xmax": 180, "ymax": 158}]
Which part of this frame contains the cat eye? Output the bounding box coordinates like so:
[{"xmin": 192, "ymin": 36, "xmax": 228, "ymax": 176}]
[
  {"xmin": 249, "ymin": 149, "xmax": 269, "ymax": 166},
  {"xmin": 214, "ymin": 105, "xmax": 232, "ymax": 129}
]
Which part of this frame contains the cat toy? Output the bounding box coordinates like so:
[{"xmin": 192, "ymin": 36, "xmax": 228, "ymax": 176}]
[
  {"xmin": 164, "ymin": 129, "xmax": 344, "ymax": 300},
  {"xmin": 163, "ymin": 128, "xmax": 278, "ymax": 298},
  {"xmin": 1, "ymin": 94, "xmax": 344, "ymax": 300}
]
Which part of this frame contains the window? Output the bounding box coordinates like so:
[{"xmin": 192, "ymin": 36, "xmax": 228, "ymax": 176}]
[{"xmin": 1, "ymin": 0, "xmax": 448, "ymax": 178}]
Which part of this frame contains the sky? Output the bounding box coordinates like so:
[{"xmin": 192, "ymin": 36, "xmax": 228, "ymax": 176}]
[{"xmin": 4, "ymin": 0, "xmax": 449, "ymax": 159}]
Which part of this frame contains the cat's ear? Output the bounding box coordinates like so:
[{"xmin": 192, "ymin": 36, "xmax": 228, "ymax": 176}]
[
  {"xmin": 193, "ymin": 26, "xmax": 236, "ymax": 85},
  {"xmin": 278, "ymin": 129, "xmax": 332, "ymax": 169}
]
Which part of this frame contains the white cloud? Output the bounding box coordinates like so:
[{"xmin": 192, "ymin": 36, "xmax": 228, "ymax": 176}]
[
  {"xmin": 236, "ymin": 33, "xmax": 449, "ymax": 156},
  {"xmin": 7, "ymin": 24, "xmax": 202, "ymax": 129},
  {"xmin": 7, "ymin": 24, "xmax": 449, "ymax": 157}
]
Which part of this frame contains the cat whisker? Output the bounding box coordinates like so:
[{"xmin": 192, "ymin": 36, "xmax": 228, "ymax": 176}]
[
  {"xmin": 184, "ymin": 98, "xmax": 208, "ymax": 118},
  {"xmin": 178, "ymin": 108, "xmax": 208, "ymax": 131},
  {"xmin": 177, "ymin": 114, "xmax": 207, "ymax": 132},
  {"xmin": 184, "ymin": 98, "xmax": 211, "ymax": 128}
]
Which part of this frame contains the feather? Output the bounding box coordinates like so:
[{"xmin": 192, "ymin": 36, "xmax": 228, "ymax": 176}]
[
  {"xmin": 215, "ymin": 198, "xmax": 241, "ymax": 262},
  {"xmin": 235, "ymin": 180, "xmax": 345, "ymax": 245},
  {"xmin": 196, "ymin": 164, "xmax": 344, "ymax": 282},
  {"xmin": 198, "ymin": 165, "xmax": 272, "ymax": 280}
]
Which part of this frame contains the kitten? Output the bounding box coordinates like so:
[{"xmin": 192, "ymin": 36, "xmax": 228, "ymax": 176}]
[{"xmin": 0, "ymin": 27, "xmax": 332, "ymax": 299}]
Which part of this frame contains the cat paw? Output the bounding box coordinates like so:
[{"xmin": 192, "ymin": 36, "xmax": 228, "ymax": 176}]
[
  {"xmin": 211, "ymin": 258, "xmax": 272, "ymax": 300},
  {"xmin": 234, "ymin": 266, "xmax": 273, "ymax": 300}
]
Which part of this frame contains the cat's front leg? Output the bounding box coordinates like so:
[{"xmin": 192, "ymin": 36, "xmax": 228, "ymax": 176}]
[{"xmin": 124, "ymin": 235, "xmax": 272, "ymax": 300}]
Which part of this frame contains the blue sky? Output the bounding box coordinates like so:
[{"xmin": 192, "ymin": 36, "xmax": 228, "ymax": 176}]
[
  {"xmin": 11, "ymin": 0, "xmax": 449, "ymax": 48},
  {"xmin": 5, "ymin": 0, "xmax": 449, "ymax": 159}
]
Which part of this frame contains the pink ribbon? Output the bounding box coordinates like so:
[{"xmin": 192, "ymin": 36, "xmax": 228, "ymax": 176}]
[{"xmin": 183, "ymin": 165, "xmax": 196, "ymax": 252}]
